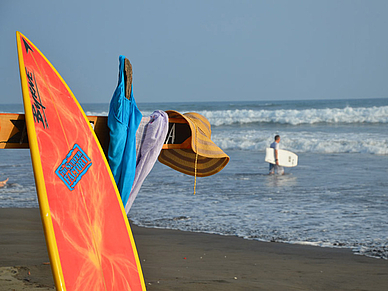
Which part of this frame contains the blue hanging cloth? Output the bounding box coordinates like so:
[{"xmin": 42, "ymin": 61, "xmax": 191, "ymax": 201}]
[{"xmin": 108, "ymin": 55, "xmax": 142, "ymax": 207}]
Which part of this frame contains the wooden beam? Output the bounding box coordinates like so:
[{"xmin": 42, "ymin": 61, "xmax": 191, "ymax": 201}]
[
  {"xmin": 0, "ymin": 113, "xmax": 109, "ymax": 156},
  {"xmin": 0, "ymin": 113, "xmax": 191, "ymax": 154}
]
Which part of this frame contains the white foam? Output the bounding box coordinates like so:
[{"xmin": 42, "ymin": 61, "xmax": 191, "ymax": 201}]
[
  {"xmin": 84, "ymin": 111, "xmax": 109, "ymax": 116},
  {"xmin": 87, "ymin": 106, "xmax": 388, "ymax": 155},
  {"xmin": 84, "ymin": 106, "xmax": 388, "ymax": 126},
  {"xmin": 198, "ymin": 106, "xmax": 388, "ymax": 126},
  {"xmin": 212, "ymin": 130, "xmax": 388, "ymax": 155}
]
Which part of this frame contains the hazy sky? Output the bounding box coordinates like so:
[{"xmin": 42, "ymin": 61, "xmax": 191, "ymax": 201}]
[{"xmin": 1, "ymin": 0, "xmax": 388, "ymax": 104}]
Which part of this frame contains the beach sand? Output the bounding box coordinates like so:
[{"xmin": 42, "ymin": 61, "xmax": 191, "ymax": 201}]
[{"xmin": 0, "ymin": 208, "xmax": 387, "ymax": 291}]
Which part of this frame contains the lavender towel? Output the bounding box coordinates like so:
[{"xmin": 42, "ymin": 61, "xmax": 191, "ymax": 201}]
[{"xmin": 125, "ymin": 110, "xmax": 168, "ymax": 213}]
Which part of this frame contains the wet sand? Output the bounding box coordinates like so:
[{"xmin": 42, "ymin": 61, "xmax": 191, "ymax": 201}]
[{"xmin": 0, "ymin": 208, "xmax": 387, "ymax": 290}]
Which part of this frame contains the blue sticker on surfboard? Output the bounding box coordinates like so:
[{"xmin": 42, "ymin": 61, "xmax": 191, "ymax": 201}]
[{"xmin": 55, "ymin": 144, "xmax": 92, "ymax": 190}]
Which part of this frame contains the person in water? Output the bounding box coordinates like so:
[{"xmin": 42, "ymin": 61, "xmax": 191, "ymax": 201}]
[
  {"xmin": 269, "ymin": 135, "xmax": 284, "ymax": 175},
  {"xmin": 0, "ymin": 178, "xmax": 8, "ymax": 188}
]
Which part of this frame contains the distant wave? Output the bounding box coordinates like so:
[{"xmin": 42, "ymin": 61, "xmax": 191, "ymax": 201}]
[
  {"xmin": 198, "ymin": 106, "xmax": 388, "ymax": 126},
  {"xmin": 84, "ymin": 111, "xmax": 109, "ymax": 116},
  {"xmin": 213, "ymin": 130, "xmax": 388, "ymax": 155},
  {"xmin": 84, "ymin": 106, "xmax": 388, "ymax": 126},
  {"xmin": 83, "ymin": 107, "xmax": 388, "ymax": 155}
]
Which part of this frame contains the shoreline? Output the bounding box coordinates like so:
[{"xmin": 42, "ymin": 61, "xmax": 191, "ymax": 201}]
[{"xmin": 1, "ymin": 208, "xmax": 387, "ymax": 290}]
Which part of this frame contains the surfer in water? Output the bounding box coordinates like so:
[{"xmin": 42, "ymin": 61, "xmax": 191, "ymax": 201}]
[
  {"xmin": 269, "ymin": 135, "xmax": 284, "ymax": 175},
  {"xmin": 0, "ymin": 178, "xmax": 8, "ymax": 188}
]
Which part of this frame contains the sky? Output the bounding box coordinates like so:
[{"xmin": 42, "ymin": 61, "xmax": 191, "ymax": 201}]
[{"xmin": 1, "ymin": 0, "xmax": 388, "ymax": 105}]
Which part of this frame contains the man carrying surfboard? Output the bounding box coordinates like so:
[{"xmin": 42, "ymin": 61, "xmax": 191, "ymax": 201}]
[{"xmin": 269, "ymin": 135, "xmax": 284, "ymax": 175}]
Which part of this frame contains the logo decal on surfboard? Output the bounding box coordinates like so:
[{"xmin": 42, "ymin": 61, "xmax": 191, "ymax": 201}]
[
  {"xmin": 25, "ymin": 68, "xmax": 49, "ymax": 129},
  {"xmin": 55, "ymin": 144, "xmax": 92, "ymax": 191},
  {"xmin": 22, "ymin": 37, "xmax": 34, "ymax": 54}
]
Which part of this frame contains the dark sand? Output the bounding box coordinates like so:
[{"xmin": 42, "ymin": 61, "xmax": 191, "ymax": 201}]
[{"xmin": 0, "ymin": 208, "xmax": 387, "ymax": 290}]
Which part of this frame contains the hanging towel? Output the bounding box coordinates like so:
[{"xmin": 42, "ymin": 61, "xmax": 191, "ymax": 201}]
[
  {"xmin": 108, "ymin": 55, "xmax": 142, "ymax": 207},
  {"xmin": 125, "ymin": 110, "xmax": 169, "ymax": 213},
  {"xmin": 135, "ymin": 116, "xmax": 151, "ymax": 158}
]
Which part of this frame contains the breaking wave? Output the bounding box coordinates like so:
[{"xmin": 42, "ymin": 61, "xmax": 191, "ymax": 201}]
[
  {"xmin": 213, "ymin": 130, "xmax": 388, "ymax": 155},
  {"xmin": 198, "ymin": 106, "xmax": 388, "ymax": 126}
]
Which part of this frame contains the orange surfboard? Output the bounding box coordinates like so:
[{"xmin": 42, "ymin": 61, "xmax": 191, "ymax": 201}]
[{"xmin": 16, "ymin": 32, "xmax": 146, "ymax": 290}]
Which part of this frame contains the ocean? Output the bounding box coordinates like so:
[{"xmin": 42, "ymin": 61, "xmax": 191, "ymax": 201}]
[{"xmin": 1, "ymin": 98, "xmax": 387, "ymax": 260}]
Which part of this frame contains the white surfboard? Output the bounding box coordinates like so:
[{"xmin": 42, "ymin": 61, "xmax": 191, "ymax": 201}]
[{"xmin": 265, "ymin": 148, "xmax": 298, "ymax": 167}]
